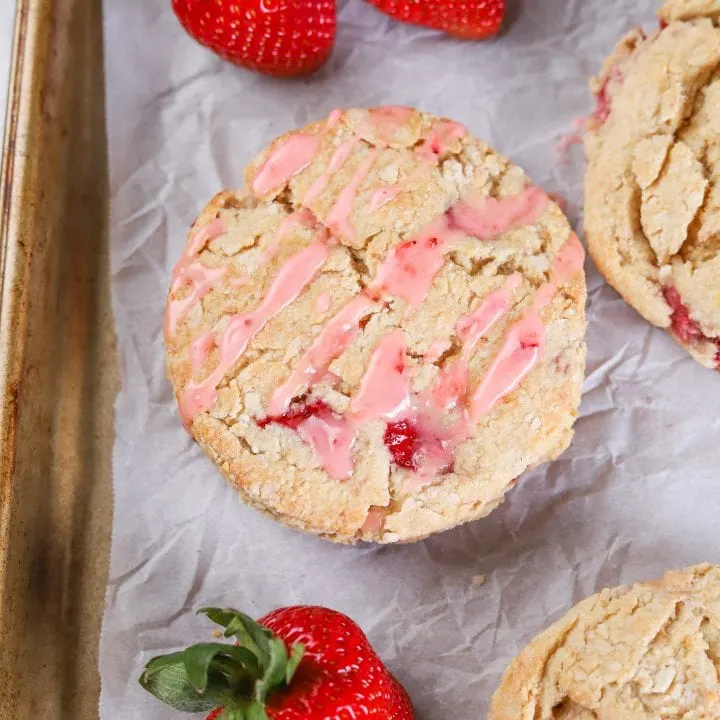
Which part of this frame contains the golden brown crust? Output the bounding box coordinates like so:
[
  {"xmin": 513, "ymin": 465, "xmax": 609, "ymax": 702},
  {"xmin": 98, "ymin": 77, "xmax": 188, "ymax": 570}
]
[
  {"xmin": 166, "ymin": 108, "xmax": 587, "ymax": 543},
  {"xmin": 489, "ymin": 564, "xmax": 720, "ymax": 720}
]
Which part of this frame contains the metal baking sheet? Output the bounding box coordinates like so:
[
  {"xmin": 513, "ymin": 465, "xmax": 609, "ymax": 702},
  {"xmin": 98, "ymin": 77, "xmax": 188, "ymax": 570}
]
[{"xmin": 0, "ymin": 1, "xmax": 116, "ymax": 718}]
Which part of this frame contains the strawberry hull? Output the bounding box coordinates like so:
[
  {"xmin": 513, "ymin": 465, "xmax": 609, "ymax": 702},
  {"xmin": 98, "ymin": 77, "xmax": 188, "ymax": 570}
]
[{"xmin": 140, "ymin": 605, "xmax": 415, "ymax": 720}]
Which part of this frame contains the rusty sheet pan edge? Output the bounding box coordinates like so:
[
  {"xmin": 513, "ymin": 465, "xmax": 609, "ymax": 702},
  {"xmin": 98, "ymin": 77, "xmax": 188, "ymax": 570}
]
[{"xmin": 0, "ymin": 1, "xmax": 117, "ymax": 717}]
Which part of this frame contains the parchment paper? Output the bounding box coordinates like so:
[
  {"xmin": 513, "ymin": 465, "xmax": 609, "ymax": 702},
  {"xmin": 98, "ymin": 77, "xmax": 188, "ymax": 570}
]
[{"xmin": 100, "ymin": 1, "xmax": 720, "ymax": 717}]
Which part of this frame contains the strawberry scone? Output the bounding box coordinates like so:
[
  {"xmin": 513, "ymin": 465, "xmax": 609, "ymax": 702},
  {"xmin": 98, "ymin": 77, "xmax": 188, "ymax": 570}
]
[
  {"xmin": 489, "ymin": 564, "xmax": 720, "ymax": 719},
  {"xmin": 585, "ymin": 0, "xmax": 720, "ymax": 369},
  {"xmin": 165, "ymin": 107, "xmax": 587, "ymax": 543}
]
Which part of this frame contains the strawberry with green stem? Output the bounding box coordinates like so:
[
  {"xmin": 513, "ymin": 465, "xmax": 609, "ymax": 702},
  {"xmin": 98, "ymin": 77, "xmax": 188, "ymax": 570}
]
[{"xmin": 140, "ymin": 605, "xmax": 415, "ymax": 720}]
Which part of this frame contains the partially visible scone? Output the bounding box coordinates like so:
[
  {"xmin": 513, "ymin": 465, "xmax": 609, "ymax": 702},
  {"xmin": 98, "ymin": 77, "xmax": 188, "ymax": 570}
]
[
  {"xmin": 585, "ymin": 0, "xmax": 720, "ymax": 369},
  {"xmin": 165, "ymin": 107, "xmax": 587, "ymax": 544},
  {"xmin": 489, "ymin": 564, "xmax": 720, "ymax": 719}
]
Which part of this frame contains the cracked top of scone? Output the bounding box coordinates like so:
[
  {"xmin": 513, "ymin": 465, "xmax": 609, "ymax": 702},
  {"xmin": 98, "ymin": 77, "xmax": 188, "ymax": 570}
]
[
  {"xmin": 489, "ymin": 564, "xmax": 720, "ymax": 720},
  {"xmin": 584, "ymin": 0, "xmax": 720, "ymax": 369},
  {"xmin": 165, "ymin": 107, "xmax": 586, "ymax": 544}
]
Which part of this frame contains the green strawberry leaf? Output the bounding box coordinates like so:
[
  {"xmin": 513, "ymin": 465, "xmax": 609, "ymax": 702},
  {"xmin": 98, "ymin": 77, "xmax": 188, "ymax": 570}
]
[
  {"xmin": 216, "ymin": 702, "xmax": 269, "ymax": 720},
  {"xmin": 286, "ymin": 642, "xmax": 305, "ymax": 684},
  {"xmin": 184, "ymin": 643, "xmax": 232, "ymax": 693},
  {"xmin": 226, "ymin": 645, "xmax": 263, "ymax": 679},
  {"xmin": 256, "ymin": 638, "xmax": 288, "ymax": 702},
  {"xmin": 139, "ymin": 654, "xmax": 218, "ymax": 713},
  {"xmin": 225, "ymin": 614, "xmax": 272, "ymax": 667},
  {"xmin": 246, "ymin": 700, "xmax": 271, "ymax": 720},
  {"xmin": 199, "ymin": 607, "xmax": 245, "ymax": 629},
  {"xmin": 218, "ymin": 710, "xmax": 242, "ymax": 720},
  {"xmin": 184, "ymin": 642, "xmax": 263, "ymax": 693},
  {"xmin": 199, "ymin": 608, "xmax": 272, "ymax": 668},
  {"xmin": 141, "ymin": 608, "xmax": 307, "ymax": 717},
  {"xmin": 141, "ymin": 651, "xmax": 186, "ymax": 679}
]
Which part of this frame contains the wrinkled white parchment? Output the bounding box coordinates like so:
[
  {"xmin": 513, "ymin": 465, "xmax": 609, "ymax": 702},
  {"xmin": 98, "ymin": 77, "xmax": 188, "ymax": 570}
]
[{"xmin": 100, "ymin": 1, "xmax": 720, "ymax": 717}]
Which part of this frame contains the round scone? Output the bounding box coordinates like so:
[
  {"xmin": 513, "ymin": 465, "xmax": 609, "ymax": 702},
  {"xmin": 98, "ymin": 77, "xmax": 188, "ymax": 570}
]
[
  {"xmin": 165, "ymin": 106, "xmax": 587, "ymax": 543},
  {"xmin": 489, "ymin": 563, "xmax": 720, "ymax": 719},
  {"xmin": 585, "ymin": 0, "xmax": 720, "ymax": 369}
]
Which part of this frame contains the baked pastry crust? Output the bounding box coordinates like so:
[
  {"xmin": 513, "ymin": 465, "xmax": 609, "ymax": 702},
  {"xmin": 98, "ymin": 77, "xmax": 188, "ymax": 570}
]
[
  {"xmin": 584, "ymin": 0, "xmax": 720, "ymax": 369},
  {"xmin": 165, "ymin": 107, "xmax": 587, "ymax": 543},
  {"xmin": 489, "ymin": 564, "xmax": 720, "ymax": 720}
]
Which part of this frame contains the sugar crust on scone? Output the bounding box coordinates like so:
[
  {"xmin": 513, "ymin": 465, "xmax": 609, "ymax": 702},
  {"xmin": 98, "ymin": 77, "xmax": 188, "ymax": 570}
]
[
  {"xmin": 165, "ymin": 107, "xmax": 587, "ymax": 544},
  {"xmin": 489, "ymin": 563, "xmax": 720, "ymax": 720},
  {"xmin": 585, "ymin": 0, "xmax": 720, "ymax": 369}
]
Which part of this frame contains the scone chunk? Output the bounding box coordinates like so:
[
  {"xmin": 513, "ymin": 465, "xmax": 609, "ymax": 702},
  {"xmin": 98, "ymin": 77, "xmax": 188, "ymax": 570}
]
[
  {"xmin": 490, "ymin": 564, "xmax": 720, "ymax": 719},
  {"xmin": 585, "ymin": 0, "xmax": 720, "ymax": 369},
  {"xmin": 166, "ymin": 107, "xmax": 587, "ymax": 543}
]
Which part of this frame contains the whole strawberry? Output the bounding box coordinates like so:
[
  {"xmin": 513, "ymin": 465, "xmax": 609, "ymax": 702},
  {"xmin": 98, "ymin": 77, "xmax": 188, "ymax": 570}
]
[
  {"xmin": 139, "ymin": 605, "xmax": 415, "ymax": 720},
  {"xmin": 367, "ymin": 0, "xmax": 504, "ymax": 39},
  {"xmin": 171, "ymin": 0, "xmax": 336, "ymax": 78}
]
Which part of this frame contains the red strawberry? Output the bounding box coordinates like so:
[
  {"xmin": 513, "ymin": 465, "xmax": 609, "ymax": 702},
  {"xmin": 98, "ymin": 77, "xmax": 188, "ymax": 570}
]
[
  {"xmin": 367, "ymin": 0, "xmax": 504, "ymax": 39},
  {"xmin": 139, "ymin": 605, "xmax": 415, "ymax": 720},
  {"xmin": 171, "ymin": 0, "xmax": 336, "ymax": 78}
]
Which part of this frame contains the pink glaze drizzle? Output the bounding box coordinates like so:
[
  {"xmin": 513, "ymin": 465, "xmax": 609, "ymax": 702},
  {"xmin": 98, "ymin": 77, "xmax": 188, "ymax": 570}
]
[
  {"xmin": 368, "ymin": 216, "xmax": 457, "ymax": 310},
  {"xmin": 448, "ymin": 187, "xmax": 549, "ymax": 241},
  {"xmin": 457, "ymin": 274, "xmax": 523, "ymax": 353},
  {"xmin": 469, "ymin": 313, "xmax": 544, "ymax": 420},
  {"xmin": 165, "ymin": 263, "xmax": 227, "ymax": 338},
  {"xmin": 180, "ymin": 238, "xmax": 330, "ymax": 423},
  {"xmin": 326, "ymin": 151, "xmax": 378, "ymax": 241},
  {"xmin": 165, "ymin": 219, "xmax": 227, "ymax": 339},
  {"xmin": 325, "ymin": 108, "xmax": 344, "ymax": 130},
  {"xmin": 296, "ymin": 408, "xmax": 357, "ymax": 481},
  {"xmin": 261, "ymin": 209, "xmax": 318, "ymax": 265},
  {"xmin": 180, "ymin": 109, "xmax": 582, "ymax": 484},
  {"xmin": 184, "ymin": 218, "xmax": 226, "ymax": 262},
  {"xmin": 532, "ymin": 233, "xmax": 585, "ymax": 311},
  {"xmin": 264, "ymin": 188, "xmax": 552, "ymax": 479},
  {"xmin": 287, "ymin": 232, "xmax": 580, "ymax": 480},
  {"xmin": 552, "ymin": 233, "xmax": 585, "ymax": 281},
  {"xmin": 468, "ymin": 235, "xmax": 584, "ymax": 421},
  {"xmin": 368, "ymin": 121, "xmax": 467, "ymax": 211},
  {"xmin": 190, "ymin": 330, "xmax": 216, "ymax": 375},
  {"xmin": 368, "ymin": 185, "xmax": 403, "ymax": 212},
  {"xmin": 369, "ymin": 187, "xmax": 546, "ymax": 312},
  {"xmin": 417, "ymin": 120, "xmax": 468, "ymax": 163},
  {"xmin": 252, "ymin": 134, "xmax": 321, "ymax": 196},
  {"xmin": 303, "ymin": 138, "xmax": 360, "ymax": 205},
  {"xmin": 363, "ymin": 106, "xmax": 415, "ymax": 144},
  {"xmin": 428, "ymin": 273, "xmax": 522, "ymax": 413},
  {"xmin": 367, "ymin": 166, "xmax": 430, "ymax": 214},
  {"xmin": 229, "ymin": 275, "xmax": 249, "ymax": 289},
  {"xmin": 293, "ymin": 330, "xmax": 412, "ymax": 479},
  {"xmin": 315, "ymin": 292, "xmax": 331, "ymax": 314},
  {"xmin": 424, "ymin": 339, "xmax": 452, "ymax": 363},
  {"xmin": 267, "ymin": 294, "xmax": 376, "ymax": 416},
  {"xmin": 351, "ymin": 330, "xmax": 411, "ymax": 423}
]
